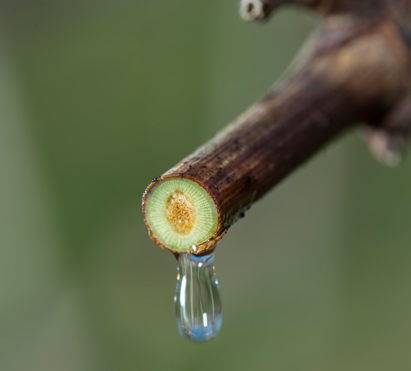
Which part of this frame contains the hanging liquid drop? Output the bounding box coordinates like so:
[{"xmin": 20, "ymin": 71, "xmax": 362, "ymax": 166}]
[{"xmin": 175, "ymin": 252, "xmax": 222, "ymax": 342}]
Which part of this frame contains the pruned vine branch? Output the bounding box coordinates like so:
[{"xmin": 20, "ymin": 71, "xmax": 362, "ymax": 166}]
[{"xmin": 143, "ymin": 0, "xmax": 411, "ymax": 255}]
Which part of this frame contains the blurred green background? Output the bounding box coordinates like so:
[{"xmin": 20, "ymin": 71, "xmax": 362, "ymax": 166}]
[{"xmin": 2, "ymin": 1, "xmax": 411, "ymax": 370}]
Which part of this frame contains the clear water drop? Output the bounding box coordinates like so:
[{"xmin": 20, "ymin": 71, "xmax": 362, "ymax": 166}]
[{"xmin": 175, "ymin": 252, "xmax": 222, "ymax": 342}]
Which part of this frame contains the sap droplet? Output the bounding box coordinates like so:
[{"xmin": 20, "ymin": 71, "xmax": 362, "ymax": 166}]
[{"xmin": 174, "ymin": 252, "xmax": 222, "ymax": 342}]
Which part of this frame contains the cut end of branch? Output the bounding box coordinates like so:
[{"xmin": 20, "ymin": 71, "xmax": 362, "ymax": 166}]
[{"xmin": 143, "ymin": 178, "xmax": 219, "ymax": 253}]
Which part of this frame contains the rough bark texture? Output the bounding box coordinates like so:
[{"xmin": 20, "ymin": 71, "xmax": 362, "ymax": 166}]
[{"xmin": 143, "ymin": 0, "xmax": 411, "ymax": 255}]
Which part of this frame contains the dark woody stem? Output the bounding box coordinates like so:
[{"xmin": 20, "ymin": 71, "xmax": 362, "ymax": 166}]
[{"xmin": 143, "ymin": 0, "xmax": 411, "ymax": 255}]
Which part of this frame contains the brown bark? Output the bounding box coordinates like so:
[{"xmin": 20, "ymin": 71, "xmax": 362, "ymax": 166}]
[{"xmin": 143, "ymin": 0, "xmax": 411, "ymax": 255}]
